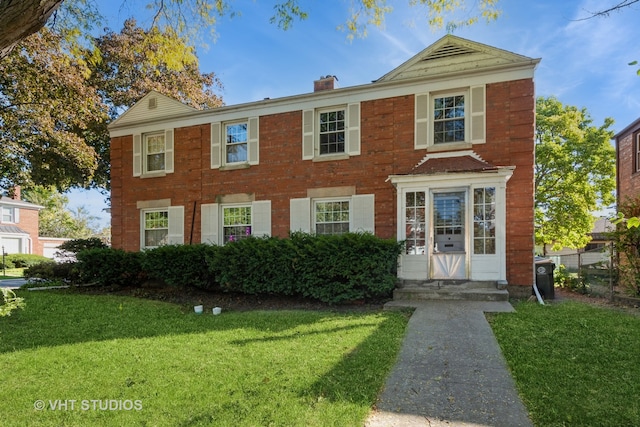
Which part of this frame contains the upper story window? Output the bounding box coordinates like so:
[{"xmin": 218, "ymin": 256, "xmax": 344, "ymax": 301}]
[
  {"xmin": 133, "ymin": 129, "xmax": 174, "ymax": 177},
  {"xmin": 414, "ymin": 85, "xmax": 485, "ymax": 150},
  {"xmin": 433, "ymin": 94, "xmax": 465, "ymax": 144},
  {"xmin": 2, "ymin": 206, "xmax": 15, "ymax": 223},
  {"xmin": 211, "ymin": 118, "xmax": 259, "ymax": 169},
  {"xmin": 225, "ymin": 122, "xmax": 248, "ymax": 164},
  {"xmin": 302, "ymin": 103, "xmax": 360, "ymax": 160},
  {"xmin": 318, "ymin": 109, "xmax": 345, "ymax": 155},
  {"xmin": 635, "ymin": 133, "xmax": 640, "ymax": 173},
  {"xmin": 144, "ymin": 132, "xmax": 166, "ymax": 173}
]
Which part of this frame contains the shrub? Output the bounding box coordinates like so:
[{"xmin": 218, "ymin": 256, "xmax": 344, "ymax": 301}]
[
  {"xmin": 554, "ymin": 264, "xmax": 588, "ymax": 294},
  {"xmin": 76, "ymin": 248, "xmax": 145, "ymax": 287},
  {"xmin": 56, "ymin": 238, "xmax": 108, "ymax": 257},
  {"xmin": 3, "ymin": 254, "xmax": 49, "ymax": 268},
  {"xmin": 208, "ymin": 236, "xmax": 298, "ymax": 295},
  {"xmin": 24, "ymin": 261, "xmax": 80, "ymax": 284},
  {"xmin": 142, "ymin": 244, "xmax": 215, "ymax": 288}
]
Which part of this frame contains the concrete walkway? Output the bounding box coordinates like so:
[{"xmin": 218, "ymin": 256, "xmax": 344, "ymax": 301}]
[
  {"xmin": 366, "ymin": 301, "xmax": 533, "ymax": 427},
  {"xmin": 0, "ymin": 278, "xmax": 27, "ymax": 289}
]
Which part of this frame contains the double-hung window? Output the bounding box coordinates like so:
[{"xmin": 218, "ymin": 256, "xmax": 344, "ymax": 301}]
[
  {"xmin": 314, "ymin": 199, "xmax": 350, "ymax": 235},
  {"xmin": 473, "ymin": 187, "xmax": 496, "ymax": 254},
  {"xmin": 143, "ymin": 210, "xmax": 169, "ymax": 248},
  {"xmin": 433, "ymin": 94, "xmax": 465, "ymax": 144},
  {"xmin": 318, "ymin": 109, "xmax": 345, "ymax": 155},
  {"xmin": 636, "ymin": 133, "xmax": 640, "ymax": 173},
  {"xmin": 144, "ymin": 132, "xmax": 166, "ymax": 173},
  {"xmin": 225, "ymin": 122, "xmax": 248, "ymax": 164},
  {"xmin": 1, "ymin": 206, "xmax": 15, "ymax": 223},
  {"xmin": 222, "ymin": 206, "xmax": 252, "ymax": 243},
  {"xmin": 133, "ymin": 130, "xmax": 174, "ymax": 177}
]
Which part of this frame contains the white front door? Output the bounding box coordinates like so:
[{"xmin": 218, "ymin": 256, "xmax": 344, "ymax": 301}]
[{"xmin": 431, "ymin": 191, "xmax": 467, "ymax": 279}]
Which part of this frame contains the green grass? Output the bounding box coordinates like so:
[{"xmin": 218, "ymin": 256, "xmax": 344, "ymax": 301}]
[
  {"xmin": 0, "ymin": 290, "xmax": 409, "ymax": 427},
  {"xmin": 489, "ymin": 301, "xmax": 640, "ymax": 426}
]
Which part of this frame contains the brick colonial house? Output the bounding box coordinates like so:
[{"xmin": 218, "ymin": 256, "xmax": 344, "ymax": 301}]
[
  {"xmin": 615, "ymin": 117, "xmax": 640, "ymax": 205},
  {"xmin": 108, "ymin": 35, "xmax": 540, "ymax": 295}
]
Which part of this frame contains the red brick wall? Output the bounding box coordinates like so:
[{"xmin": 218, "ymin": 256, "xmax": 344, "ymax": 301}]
[
  {"xmin": 617, "ymin": 130, "xmax": 640, "ymax": 204},
  {"xmin": 111, "ymin": 78, "xmax": 535, "ymax": 286},
  {"xmin": 15, "ymin": 208, "xmax": 41, "ymax": 254}
]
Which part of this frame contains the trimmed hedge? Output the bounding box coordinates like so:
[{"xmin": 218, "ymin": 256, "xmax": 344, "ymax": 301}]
[
  {"xmin": 2, "ymin": 254, "xmax": 49, "ymax": 269},
  {"xmin": 76, "ymin": 248, "xmax": 145, "ymax": 287},
  {"xmin": 142, "ymin": 244, "xmax": 214, "ymax": 288},
  {"xmin": 35, "ymin": 233, "xmax": 402, "ymax": 304}
]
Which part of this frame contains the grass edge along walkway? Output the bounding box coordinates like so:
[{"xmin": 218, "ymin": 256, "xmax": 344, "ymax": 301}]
[
  {"xmin": 0, "ymin": 290, "xmax": 410, "ymax": 427},
  {"xmin": 488, "ymin": 300, "xmax": 640, "ymax": 427}
]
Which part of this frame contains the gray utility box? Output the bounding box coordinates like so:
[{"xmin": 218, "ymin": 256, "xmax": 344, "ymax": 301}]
[{"xmin": 534, "ymin": 257, "xmax": 556, "ymax": 299}]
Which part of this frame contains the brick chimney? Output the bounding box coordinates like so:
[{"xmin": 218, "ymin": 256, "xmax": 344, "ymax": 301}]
[
  {"xmin": 8, "ymin": 185, "xmax": 20, "ymax": 200},
  {"xmin": 314, "ymin": 75, "xmax": 338, "ymax": 92}
]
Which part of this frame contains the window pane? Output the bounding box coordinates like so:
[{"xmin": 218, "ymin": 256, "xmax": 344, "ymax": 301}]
[
  {"xmin": 226, "ymin": 123, "xmax": 248, "ymax": 163},
  {"xmin": 433, "ymin": 95, "xmax": 465, "ymax": 144},
  {"xmin": 145, "ymin": 133, "xmax": 165, "ymax": 172},
  {"xmin": 223, "ymin": 206, "xmax": 252, "ymax": 243},
  {"xmin": 315, "ymin": 200, "xmax": 349, "ymax": 235},
  {"xmin": 472, "ymin": 188, "xmax": 496, "ymax": 254},
  {"xmin": 319, "ymin": 109, "xmax": 346, "ymax": 155},
  {"xmin": 144, "ymin": 211, "xmax": 169, "ymax": 248}
]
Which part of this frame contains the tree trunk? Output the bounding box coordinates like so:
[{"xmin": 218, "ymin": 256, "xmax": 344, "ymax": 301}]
[{"xmin": 0, "ymin": 0, "xmax": 64, "ymax": 59}]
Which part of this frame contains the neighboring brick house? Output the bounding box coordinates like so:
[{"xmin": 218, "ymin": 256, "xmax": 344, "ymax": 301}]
[
  {"xmin": 615, "ymin": 117, "xmax": 640, "ymax": 205},
  {"xmin": 108, "ymin": 35, "xmax": 540, "ymax": 293},
  {"xmin": 0, "ymin": 187, "xmax": 42, "ymax": 255}
]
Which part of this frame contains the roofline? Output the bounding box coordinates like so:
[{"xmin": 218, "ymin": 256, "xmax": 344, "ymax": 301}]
[
  {"xmin": 613, "ymin": 116, "xmax": 640, "ymax": 139},
  {"xmin": 0, "ymin": 197, "xmax": 43, "ymax": 210}
]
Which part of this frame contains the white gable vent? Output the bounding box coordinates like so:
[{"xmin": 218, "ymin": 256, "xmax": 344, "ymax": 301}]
[
  {"xmin": 423, "ymin": 44, "xmax": 476, "ymax": 61},
  {"xmin": 148, "ymin": 97, "xmax": 157, "ymax": 109}
]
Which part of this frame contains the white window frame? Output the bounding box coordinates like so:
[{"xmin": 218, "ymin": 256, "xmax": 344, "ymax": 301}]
[
  {"xmin": 144, "ymin": 132, "xmax": 166, "ymax": 173},
  {"xmin": 317, "ymin": 107, "xmax": 346, "ymax": 156},
  {"xmin": 472, "ymin": 187, "xmax": 496, "ymax": 255},
  {"xmin": 201, "ymin": 201, "xmax": 271, "ymax": 245},
  {"xmin": 636, "ymin": 133, "xmax": 640, "ymax": 173},
  {"xmin": 1, "ymin": 206, "xmax": 15, "ymax": 223},
  {"xmin": 133, "ymin": 129, "xmax": 174, "ymax": 177},
  {"xmin": 140, "ymin": 205, "xmax": 184, "ymax": 249},
  {"xmin": 431, "ymin": 90, "xmax": 468, "ymax": 145},
  {"xmin": 222, "ymin": 204, "xmax": 253, "ymax": 243},
  {"xmin": 210, "ymin": 117, "xmax": 259, "ymax": 169},
  {"xmin": 302, "ymin": 103, "xmax": 360, "ymax": 160},
  {"xmin": 314, "ymin": 198, "xmax": 351, "ymax": 235},
  {"xmin": 224, "ymin": 121, "xmax": 249, "ymax": 165},
  {"xmin": 290, "ymin": 194, "xmax": 374, "ymax": 234},
  {"xmin": 142, "ymin": 209, "xmax": 169, "ymax": 249}
]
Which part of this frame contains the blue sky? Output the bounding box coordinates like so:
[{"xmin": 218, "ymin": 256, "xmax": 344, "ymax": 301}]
[{"xmin": 72, "ymin": 0, "xmax": 640, "ymax": 227}]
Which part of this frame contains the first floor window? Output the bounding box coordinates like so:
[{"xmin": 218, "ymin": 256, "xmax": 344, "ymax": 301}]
[
  {"xmin": 473, "ymin": 187, "xmax": 496, "ymax": 254},
  {"xmin": 144, "ymin": 210, "xmax": 169, "ymax": 247},
  {"xmin": 226, "ymin": 122, "xmax": 248, "ymax": 164},
  {"xmin": 433, "ymin": 94, "xmax": 465, "ymax": 144},
  {"xmin": 319, "ymin": 109, "xmax": 345, "ymax": 155},
  {"xmin": 315, "ymin": 200, "xmax": 349, "ymax": 235},
  {"xmin": 223, "ymin": 206, "xmax": 252, "ymax": 243},
  {"xmin": 405, "ymin": 191, "xmax": 426, "ymax": 254},
  {"xmin": 144, "ymin": 132, "xmax": 165, "ymax": 173},
  {"xmin": 2, "ymin": 207, "xmax": 15, "ymax": 223}
]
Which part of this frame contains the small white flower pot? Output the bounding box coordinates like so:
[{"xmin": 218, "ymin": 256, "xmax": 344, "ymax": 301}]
[
  {"xmin": 212, "ymin": 307, "xmax": 222, "ymax": 315},
  {"xmin": 194, "ymin": 305, "xmax": 204, "ymax": 314}
]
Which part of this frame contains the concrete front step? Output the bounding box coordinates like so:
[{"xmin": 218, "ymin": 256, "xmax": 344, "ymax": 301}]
[{"xmin": 393, "ymin": 281, "xmax": 509, "ymax": 302}]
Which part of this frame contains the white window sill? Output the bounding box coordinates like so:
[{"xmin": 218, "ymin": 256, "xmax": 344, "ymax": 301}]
[
  {"xmin": 140, "ymin": 171, "xmax": 167, "ymax": 178},
  {"xmin": 426, "ymin": 142, "xmax": 473, "ymax": 152},
  {"xmin": 312, "ymin": 153, "xmax": 350, "ymax": 162},
  {"xmin": 220, "ymin": 163, "xmax": 251, "ymax": 171}
]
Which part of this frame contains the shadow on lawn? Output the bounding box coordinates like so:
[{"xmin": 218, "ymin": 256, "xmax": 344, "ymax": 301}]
[{"xmin": 0, "ymin": 290, "xmax": 393, "ymax": 354}]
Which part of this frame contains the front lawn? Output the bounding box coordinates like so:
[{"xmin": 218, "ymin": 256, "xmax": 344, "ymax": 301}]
[
  {"xmin": 0, "ymin": 291, "xmax": 408, "ymax": 426},
  {"xmin": 489, "ymin": 300, "xmax": 640, "ymax": 426}
]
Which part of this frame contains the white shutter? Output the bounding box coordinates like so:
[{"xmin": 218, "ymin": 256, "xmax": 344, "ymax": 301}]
[
  {"xmin": 350, "ymin": 194, "xmax": 375, "ymax": 233},
  {"xmin": 302, "ymin": 109, "xmax": 314, "ymax": 160},
  {"xmin": 133, "ymin": 134, "xmax": 142, "ymax": 176},
  {"xmin": 415, "ymin": 94, "xmax": 429, "ymax": 149},
  {"xmin": 210, "ymin": 122, "xmax": 221, "ymax": 169},
  {"xmin": 167, "ymin": 206, "xmax": 184, "ymax": 245},
  {"xmin": 347, "ymin": 103, "xmax": 361, "ymax": 156},
  {"xmin": 251, "ymin": 200, "xmax": 271, "ymax": 237},
  {"xmin": 248, "ymin": 117, "xmax": 259, "ymax": 165},
  {"xmin": 164, "ymin": 129, "xmax": 174, "ymax": 173},
  {"xmin": 470, "ymin": 85, "xmax": 486, "ymax": 144},
  {"xmin": 14, "ymin": 207, "xmax": 19, "ymax": 223},
  {"xmin": 201, "ymin": 203, "xmax": 219, "ymax": 245},
  {"xmin": 290, "ymin": 198, "xmax": 311, "ymax": 233}
]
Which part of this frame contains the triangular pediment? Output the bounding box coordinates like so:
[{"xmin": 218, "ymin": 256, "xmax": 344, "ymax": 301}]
[
  {"xmin": 376, "ymin": 35, "xmax": 539, "ymax": 83},
  {"xmin": 109, "ymin": 91, "xmax": 199, "ymax": 128}
]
